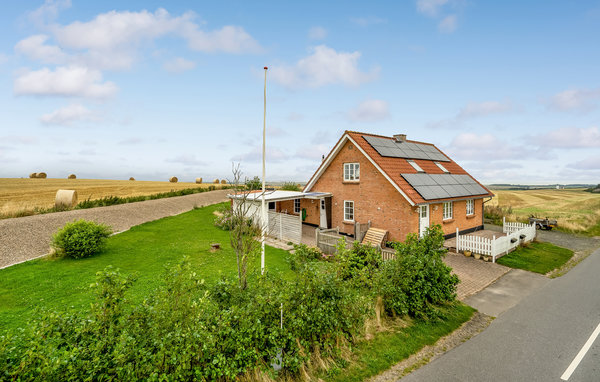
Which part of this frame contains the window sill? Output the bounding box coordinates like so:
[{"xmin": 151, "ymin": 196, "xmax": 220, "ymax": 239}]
[
  {"xmin": 342, "ymin": 220, "xmax": 354, "ymax": 225},
  {"xmin": 342, "ymin": 181, "xmax": 360, "ymax": 184},
  {"xmin": 442, "ymin": 219, "xmax": 455, "ymax": 224},
  {"xmin": 466, "ymin": 214, "xmax": 476, "ymax": 219}
]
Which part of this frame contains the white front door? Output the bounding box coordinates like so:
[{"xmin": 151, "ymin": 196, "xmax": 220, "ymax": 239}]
[
  {"xmin": 419, "ymin": 205, "xmax": 429, "ymax": 237},
  {"xmin": 319, "ymin": 198, "xmax": 327, "ymax": 228}
]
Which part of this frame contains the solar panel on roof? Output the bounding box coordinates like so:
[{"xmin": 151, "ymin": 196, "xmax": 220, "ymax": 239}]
[
  {"xmin": 400, "ymin": 173, "xmax": 488, "ymax": 201},
  {"xmin": 362, "ymin": 135, "xmax": 450, "ymax": 162}
]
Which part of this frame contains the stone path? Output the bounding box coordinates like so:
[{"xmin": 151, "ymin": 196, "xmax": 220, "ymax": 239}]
[
  {"xmin": 443, "ymin": 252, "xmax": 510, "ymax": 300},
  {"xmin": 0, "ymin": 189, "xmax": 230, "ymax": 269}
]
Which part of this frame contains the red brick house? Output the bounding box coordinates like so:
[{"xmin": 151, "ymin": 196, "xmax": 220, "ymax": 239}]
[{"xmin": 299, "ymin": 131, "xmax": 494, "ymax": 241}]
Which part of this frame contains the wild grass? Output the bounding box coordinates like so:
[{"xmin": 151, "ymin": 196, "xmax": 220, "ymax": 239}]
[
  {"xmin": 487, "ymin": 188, "xmax": 600, "ymax": 236},
  {"xmin": 496, "ymin": 241, "xmax": 574, "ymax": 274}
]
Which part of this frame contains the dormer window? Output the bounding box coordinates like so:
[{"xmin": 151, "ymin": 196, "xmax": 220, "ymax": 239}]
[
  {"xmin": 344, "ymin": 163, "xmax": 360, "ymax": 181},
  {"xmin": 408, "ymin": 160, "xmax": 424, "ymax": 173},
  {"xmin": 435, "ymin": 162, "xmax": 449, "ymax": 173}
]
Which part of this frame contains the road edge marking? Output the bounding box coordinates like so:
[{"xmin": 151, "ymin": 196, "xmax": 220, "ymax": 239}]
[{"xmin": 560, "ymin": 322, "xmax": 600, "ymax": 380}]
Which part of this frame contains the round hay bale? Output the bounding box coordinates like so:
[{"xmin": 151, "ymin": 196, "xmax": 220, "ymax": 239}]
[
  {"xmin": 55, "ymin": 189, "xmax": 78, "ymax": 208},
  {"xmin": 195, "ymin": 177, "xmax": 203, "ymax": 184},
  {"xmin": 37, "ymin": 172, "xmax": 47, "ymax": 179},
  {"xmin": 68, "ymin": 174, "xmax": 76, "ymax": 179},
  {"xmin": 129, "ymin": 177, "xmax": 135, "ymax": 181},
  {"xmin": 213, "ymin": 178, "xmax": 219, "ymax": 184},
  {"xmin": 169, "ymin": 176, "xmax": 178, "ymax": 183},
  {"xmin": 220, "ymin": 179, "xmax": 227, "ymax": 184},
  {"xmin": 29, "ymin": 172, "xmax": 38, "ymax": 178}
]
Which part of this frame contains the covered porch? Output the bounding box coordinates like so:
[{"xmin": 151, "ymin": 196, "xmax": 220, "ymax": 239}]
[{"xmin": 229, "ymin": 190, "xmax": 332, "ymax": 244}]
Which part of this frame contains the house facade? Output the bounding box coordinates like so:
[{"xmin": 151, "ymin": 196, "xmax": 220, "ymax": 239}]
[{"xmin": 299, "ymin": 131, "xmax": 494, "ymax": 242}]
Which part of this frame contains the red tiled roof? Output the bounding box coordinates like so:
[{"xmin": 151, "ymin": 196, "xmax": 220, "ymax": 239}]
[{"xmin": 307, "ymin": 131, "xmax": 493, "ymax": 205}]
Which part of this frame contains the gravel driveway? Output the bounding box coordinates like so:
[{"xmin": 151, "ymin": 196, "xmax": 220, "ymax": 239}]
[{"xmin": 0, "ymin": 189, "xmax": 230, "ymax": 269}]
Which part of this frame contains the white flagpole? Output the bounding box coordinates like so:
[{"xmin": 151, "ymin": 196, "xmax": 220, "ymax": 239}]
[{"xmin": 261, "ymin": 66, "xmax": 268, "ymax": 274}]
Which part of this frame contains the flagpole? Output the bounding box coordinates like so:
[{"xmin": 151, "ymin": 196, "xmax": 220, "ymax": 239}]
[{"xmin": 261, "ymin": 66, "xmax": 268, "ymax": 274}]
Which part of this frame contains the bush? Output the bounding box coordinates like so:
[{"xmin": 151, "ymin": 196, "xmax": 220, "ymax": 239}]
[
  {"xmin": 484, "ymin": 204, "xmax": 513, "ymax": 225},
  {"xmin": 245, "ymin": 176, "xmax": 262, "ymax": 190},
  {"xmin": 377, "ymin": 225, "xmax": 458, "ymax": 319},
  {"xmin": 288, "ymin": 243, "xmax": 323, "ymax": 270},
  {"xmin": 51, "ymin": 220, "xmax": 112, "ymax": 259},
  {"xmin": 280, "ymin": 182, "xmax": 300, "ymax": 191},
  {"xmin": 336, "ymin": 240, "xmax": 382, "ymax": 289}
]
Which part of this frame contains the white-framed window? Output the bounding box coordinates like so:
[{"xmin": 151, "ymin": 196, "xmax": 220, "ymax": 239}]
[
  {"xmin": 435, "ymin": 162, "xmax": 449, "ymax": 173},
  {"xmin": 343, "ymin": 163, "xmax": 360, "ymax": 181},
  {"xmin": 420, "ymin": 205, "xmax": 428, "ymax": 218},
  {"xmin": 344, "ymin": 200, "xmax": 354, "ymax": 221},
  {"xmin": 268, "ymin": 201, "xmax": 276, "ymax": 211},
  {"xmin": 407, "ymin": 160, "xmax": 424, "ymax": 173},
  {"xmin": 466, "ymin": 199, "xmax": 474, "ymax": 215},
  {"xmin": 443, "ymin": 201, "xmax": 453, "ymax": 220},
  {"xmin": 294, "ymin": 199, "xmax": 301, "ymax": 213}
]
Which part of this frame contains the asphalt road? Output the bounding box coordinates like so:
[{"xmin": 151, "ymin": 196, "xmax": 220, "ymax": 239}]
[{"xmin": 402, "ymin": 247, "xmax": 600, "ymax": 382}]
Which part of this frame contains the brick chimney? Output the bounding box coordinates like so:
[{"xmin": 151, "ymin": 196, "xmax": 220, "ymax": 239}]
[{"xmin": 393, "ymin": 134, "xmax": 407, "ymax": 142}]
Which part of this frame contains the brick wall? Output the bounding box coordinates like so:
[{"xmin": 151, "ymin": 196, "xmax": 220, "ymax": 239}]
[
  {"xmin": 309, "ymin": 139, "xmax": 417, "ymax": 241},
  {"xmin": 429, "ymin": 198, "xmax": 484, "ymax": 236}
]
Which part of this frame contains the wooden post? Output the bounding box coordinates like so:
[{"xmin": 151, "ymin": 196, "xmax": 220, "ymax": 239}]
[
  {"xmin": 492, "ymin": 235, "xmax": 496, "ymax": 263},
  {"xmin": 315, "ymin": 229, "xmax": 319, "ymax": 249},
  {"xmin": 279, "ymin": 213, "xmax": 283, "ymax": 240}
]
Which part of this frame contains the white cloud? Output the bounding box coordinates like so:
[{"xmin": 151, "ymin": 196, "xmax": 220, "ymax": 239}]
[
  {"xmin": 349, "ymin": 16, "xmax": 387, "ymax": 27},
  {"xmin": 183, "ymin": 25, "xmax": 262, "ymax": 54},
  {"xmin": 0, "ymin": 53, "xmax": 8, "ymax": 64},
  {"xmin": 547, "ymin": 88, "xmax": 600, "ymax": 112},
  {"xmin": 567, "ymin": 155, "xmax": 600, "ymax": 170},
  {"xmin": 0, "ymin": 136, "xmax": 37, "ymax": 145},
  {"xmin": 295, "ymin": 143, "xmax": 330, "ymax": 160},
  {"xmin": 15, "ymin": 34, "xmax": 68, "ymax": 64},
  {"xmin": 457, "ymin": 100, "xmax": 513, "ymax": 119},
  {"xmin": 270, "ymin": 45, "xmax": 379, "ymax": 89},
  {"xmin": 166, "ymin": 155, "xmax": 208, "ymax": 166},
  {"xmin": 28, "ymin": 0, "xmax": 71, "ymax": 27},
  {"xmin": 14, "ymin": 66, "xmax": 118, "ymax": 98},
  {"xmin": 118, "ymin": 137, "xmax": 143, "ymax": 145},
  {"xmin": 416, "ymin": 0, "xmax": 448, "ymax": 17},
  {"xmin": 438, "ymin": 14, "xmax": 457, "ymax": 33},
  {"xmin": 40, "ymin": 103, "xmax": 98, "ymax": 125},
  {"xmin": 445, "ymin": 132, "xmax": 541, "ymax": 161},
  {"xmin": 287, "ymin": 112, "xmax": 304, "ymax": 121},
  {"xmin": 347, "ymin": 99, "xmax": 390, "ymax": 122},
  {"xmin": 231, "ymin": 147, "xmax": 289, "ymax": 163},
  {"xmin": 308, "ymin": 26, "xmax": 327, "ymax": 40},
  {"xmin": 535, "ymin": 126, "xmax": 600, "ymax": 148},
  {"xmin": 163, "ymin": 57, "xmax": 196, "ymax": 73}
]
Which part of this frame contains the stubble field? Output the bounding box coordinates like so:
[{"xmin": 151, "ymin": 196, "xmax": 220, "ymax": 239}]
[
  {"xmin": 488, "ymin": 188, "xmax": 600, "ymax": 234},
  {"xmin": 0, "ymin": 178, "xmax": 219, "ymax": 216}
]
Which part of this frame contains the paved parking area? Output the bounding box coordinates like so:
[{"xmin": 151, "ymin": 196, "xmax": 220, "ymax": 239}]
[{"xmin": 443, "ymin": 252, "xmax": 510, "ymax": 300}]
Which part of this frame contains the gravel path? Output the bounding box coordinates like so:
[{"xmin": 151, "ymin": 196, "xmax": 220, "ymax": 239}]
[{"xmin": 0, "ymin": 189, "xmax": 230, "ymax": 269}]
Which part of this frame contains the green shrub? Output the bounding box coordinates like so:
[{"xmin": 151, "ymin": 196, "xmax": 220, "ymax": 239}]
[
  {"xmin": 336, "ymin": 240, "xmax": 382, "ymax": 289},
  {"xmin": 288, "ymin": 243, "xmax": 323, "ymax": 270},
  {"xmin": 377, "ymin": 225, "xmax": 458, "ymax": 319},
  {"xmin": 280, "ymin": 182, "xmax": 300, "ymax": 191},
  {"xmin": 245, "ymin": 176, "xmax": 262, "ymax": 190},
  {"xmin": 51, "ymin": 219, "xmax": 112, "ymax": 259}
]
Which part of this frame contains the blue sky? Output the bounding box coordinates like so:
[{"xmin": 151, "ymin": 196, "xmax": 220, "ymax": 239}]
[{"xmin": 1, "ymin": 0, "xmax": 599, "ymax": 184}]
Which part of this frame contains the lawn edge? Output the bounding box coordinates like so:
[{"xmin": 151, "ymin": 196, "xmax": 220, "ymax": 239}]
[{"xmin": 367, "ymin": 310, "xmax": 493, "ymax": 382}]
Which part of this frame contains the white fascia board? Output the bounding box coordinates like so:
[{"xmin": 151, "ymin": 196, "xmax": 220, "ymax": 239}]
[
  {"xmin": 346, "ymin": 135, "xmax": 415, "ymax": 206},
  {"xmin": 304, "ymin": 134, "xmax": 350, "ymax": 192},
  {"xmin": 304, "ymin": 133, "xmax": 415, "ymax": 207}
]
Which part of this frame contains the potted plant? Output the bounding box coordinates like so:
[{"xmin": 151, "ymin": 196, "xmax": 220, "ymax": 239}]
[
  {"xmin": 464, "ymin": 250, "xmax": 472, "ymax": 257},
  {"xmin": 474, "ymin": 253, "xmax": 481, "ymax": 260}
]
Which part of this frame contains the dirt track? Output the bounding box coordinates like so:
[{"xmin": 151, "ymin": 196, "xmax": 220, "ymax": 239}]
[{"xmin": 0, "ymin": 189, "xmax": 229, "ymax": 269}]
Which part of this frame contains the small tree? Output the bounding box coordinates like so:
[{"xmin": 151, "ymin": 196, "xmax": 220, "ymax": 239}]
[
  {"xmin": 229, "ymin": 164, "xmax": 262, "ymax": 290},
  {"xmin": 245, "ymin": 176, "xmax": 262, "ymax": 190},
  {"xmin": 280, "ymin": 182, "xmax": 300, "ymax": 191}
]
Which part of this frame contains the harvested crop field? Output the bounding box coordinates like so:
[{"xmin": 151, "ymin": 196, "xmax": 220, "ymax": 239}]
[
  {"xmin": 488, "ymin": 188, "xmax": 600, "ymax": 234},
  {"xmin": 0, "ymin": 178, "xmax": 223, "ymax": 216}
]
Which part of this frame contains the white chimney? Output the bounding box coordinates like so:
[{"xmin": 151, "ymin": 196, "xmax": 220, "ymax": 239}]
[{"xmin": 393, "ymin": 134, "xmax": 407, "ymax": 142}]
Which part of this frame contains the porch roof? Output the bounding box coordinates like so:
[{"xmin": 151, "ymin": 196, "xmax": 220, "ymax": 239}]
[{"xmin": 228, "ymin": 190, "xmax": 332, "ymax": 202}]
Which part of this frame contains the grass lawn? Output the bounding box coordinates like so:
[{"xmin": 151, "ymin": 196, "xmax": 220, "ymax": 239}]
[
  {"xmin": 0, "ymin": 202, "xmax": 293, "ymax": 333},
  {"xmin": 496, "ymin": 241, "xmax": 574, "ymax": 274},
  {"xmin": 324, "ymin": 303, "xmax": 475, "ymax": 381}
]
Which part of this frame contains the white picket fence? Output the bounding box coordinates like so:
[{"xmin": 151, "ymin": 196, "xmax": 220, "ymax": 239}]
[{"xmin": 456, "ymin": 221, "xmax": 536, "ymax": 263}]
